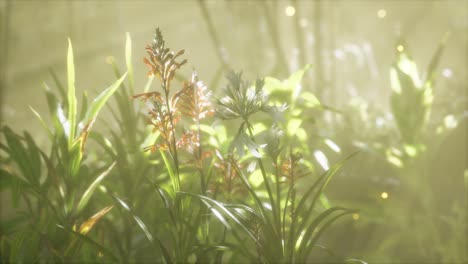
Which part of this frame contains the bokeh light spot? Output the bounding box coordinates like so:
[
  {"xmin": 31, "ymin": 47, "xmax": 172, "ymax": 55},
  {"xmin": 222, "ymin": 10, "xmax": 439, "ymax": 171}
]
[
  {"xmin": 381, "ymin": 192, "xmax": 389, "ymax": 199},
  {"xmin": 377, "ymin": 9, "xmax": 387, "ymax": 18},
  {"xmin": 285, "ymin": 6, "xmax": 296, "ymax": 17},
  {"xmin": 352, "ymin": 213, "xmax": 360, "ymax": 220}
]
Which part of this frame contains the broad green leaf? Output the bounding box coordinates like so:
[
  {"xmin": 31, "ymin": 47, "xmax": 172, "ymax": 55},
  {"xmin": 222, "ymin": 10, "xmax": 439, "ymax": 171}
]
[
  {"xmin": 23, "ymin": 132, "xmax": 42, "ymax": 184},
  {"xmin": 76, "ymin": 161, "xmax": 116, "ymax": 213},
  {"xmin": 80, "ymin": 72, "xmax": 127, "ymax": 129},
  {"xmin": 3, "ymin": 127, "xmax": 33, "ymax": 185},
  {"xmin": 287, "ymin": 64, "xmax": 311, "ymax": 101},
  {"xmin": 67, "ymin": 38, "xmax": 77, "ymax": 146},
  {"xmin": 302, "ymin": 92, "xmax": 321, "ymax": 108}
]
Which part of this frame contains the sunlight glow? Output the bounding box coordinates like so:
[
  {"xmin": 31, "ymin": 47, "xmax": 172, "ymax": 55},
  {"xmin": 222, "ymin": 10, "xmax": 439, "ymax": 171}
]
[
  {"xmin": 397, "ymin": 45, "xmax": 404, "ymax": 52},
  {"xmin": 381, "ymin": 192, "xmax": 389, "ymax": 199},
  {"xmin": 444, "ymin": 115, "xmax": 458, "ymax": 129},
  {"xmin": 285, "ymin": 6, "xmax": 296, "ymax": 17},
  {"xmin": 442, "ymin": 68, "xmax": 453, "ymax": 78},
  {"xmin": 377, "ymin": 9, "xmax": 387, "ymax": 18},
  {"xmin": 314, "ymin": 150, "xmax": 330, "ymax": 171},
  {"xmin": 263, "ymin": 202, "xmax": 272, "ymax": 211},
  {"xmin": 324, "ymin": 139, "xmax": 341, "ymax": 153},
  {"xmin": 352, "ymin": 213, "xmax": 360, "ymax": 220}
]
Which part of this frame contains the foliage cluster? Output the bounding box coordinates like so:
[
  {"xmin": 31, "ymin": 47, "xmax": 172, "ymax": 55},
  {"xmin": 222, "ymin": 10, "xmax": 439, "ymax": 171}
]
[{"xmin": 0, "ymin": 29, "xmax": 362, "ymax": 263}]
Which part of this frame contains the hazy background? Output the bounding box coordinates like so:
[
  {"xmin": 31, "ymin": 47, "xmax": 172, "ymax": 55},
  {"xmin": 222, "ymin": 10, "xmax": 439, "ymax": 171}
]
[
  {"xmin": 1, "ymin": 0, "xmax": 466, "ymax": 134},
  {"xmin": 0, "ymin": 1, "xmax": 467, "ymax": 262}
]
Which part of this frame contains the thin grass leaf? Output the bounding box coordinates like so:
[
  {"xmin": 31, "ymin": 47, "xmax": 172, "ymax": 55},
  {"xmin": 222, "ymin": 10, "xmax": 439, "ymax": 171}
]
[
  {"xmin": 59, "ymin": 225, "xmax": 119, "ymax": 262},
  {"xmin": 294, "ymin": 152, "xmax": 358, "ymax": 240},
  {"xmin": 156, "ymin": 238, "xmax": 173, "ymax": 264},
  {"xmin": 49, "ymin": 68, "xmax": 66, "ymax": 101},
  {"xmin": 43, "ymin": 82, "xmax": 59, "ymax": 115},
  {"xmin": 160, "ymin": 149, "xmax": 179, "ymax": 191},
  {"xmin": 78, "ymin": 91, "xmax": 88, "ymax": 122},
  {"xmin": 296, "ymin": 207, "xmax": 350, "ymax": 258},
  {"xmin": 88, "ymin": 132, "xmax": 116, "ymax": 158},
  {"xmin": 108, "ymin": 191, "xmax": 154, "ymax": 243},
  {"xmin": 302, "ymin": 210, "xmax": 355, "ymax": 260},
  {"xmin": 180, "ymin": 192, "xmax": 258, "ymax": 260},
  {"xmin": 424, "ymin": 32, "xmax": 449, "ymax": 86},
  {"xmin": 29, "ymin": 106, "xmax": 53, "ymax": 139},
  {"xmin": 67, "ymin": 38, "xmax": 77, "ymax": 145},
  {"xmin": 153, "ymin": 184, "xmax": 176, "ymax": 225},
  {"xmin": 76, "ymin": 161, "xmax": 116, "ymax": 213},
  {"xmin": 345, "ymin": 258, "xmax": 369, "ymax": 264},
  {"xmin": 80, "ymin": 72, "xmax": 127, "ymax": 128}
]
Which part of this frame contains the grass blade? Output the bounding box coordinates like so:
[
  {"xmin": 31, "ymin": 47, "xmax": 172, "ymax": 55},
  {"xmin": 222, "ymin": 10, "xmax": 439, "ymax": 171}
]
[
  {"xmin": 302, "ymin": 210, "xmax": 355, "ymax": 260},
  {"xmin": 76, "ymin": 161, "xmax": 116, "ymax": 213},
  {"xmin": 80, "ymin": 72, "xmax": 127, "ymax": 128},
  {"xmin": 67, "ymin": 38, "xmax": 77, "ymax": 145}
]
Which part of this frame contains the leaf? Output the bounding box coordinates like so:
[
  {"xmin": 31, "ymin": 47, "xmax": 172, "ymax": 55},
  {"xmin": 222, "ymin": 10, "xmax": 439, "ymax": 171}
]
[
  {"xmin": 109, "ymin": 192, "xmax": 154, "ymax": 244},
  {"xmin": 67, "ymin": 38, "xmax": 77, "ymax": 146},
  {"xmin": 80, "ymin": 72, "xmax": 127, "ymax": 129},
  {"xmin": 230, "ymin": 129, "xmax": 265, "ymax": 158},
  {"xmin": 49, "ymin": 68, "xmax": 66, "ymax": 101},
  {"xmin": 294, "ymin": 152, "xmax": 358, "ymax": 241},
  {"xmin": 287, "ymin": 64, "xmax": 311, "ymax": 101},
  {"xmin": 23, "ymin": 132, "xmax": 42, "ymax": 184},
  {"xmin": 180, "ymin": 192, "xmax": 258, "ymax": 260},
  {"xmin": 160, "ymin": 149, "xmax": 179, "ymax": 191},
  {"xmin": 302, "ymin": 210, "xmax": 355, "ymax": 259},
  {"xmin": 78, "ymin": 205, "xmax": 113, "ymax": 235},
  {"xmin": 76, "ymin": 161, "xmax": 116, "ymax": 213},
  {"xmin": 29, "ymin": 106, "xmax": 53, "ymax": 139},
  {"xmin": 2, "ymin": 127, "xmax": 33, "ymax": 185},
  {"xmin": 296, "ymin": 207, "xmax": 351, "ymax": 257},
  {"xmin": 59, "ymin": 225, "xmax": 119, "ymax": 262}
]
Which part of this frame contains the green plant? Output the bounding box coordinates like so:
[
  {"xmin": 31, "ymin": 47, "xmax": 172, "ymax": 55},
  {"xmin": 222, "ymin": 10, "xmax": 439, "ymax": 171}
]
[
  {"xmin": 1, "ymin": 39, "xmax": 126, "ymax": 262},
  {"xmin": 185, "ymin": 71, "xmax": 361, "ymax": 263},
  {"xmin": 0, "ymin": 28, "xmax": 363, "ymax": 264}
]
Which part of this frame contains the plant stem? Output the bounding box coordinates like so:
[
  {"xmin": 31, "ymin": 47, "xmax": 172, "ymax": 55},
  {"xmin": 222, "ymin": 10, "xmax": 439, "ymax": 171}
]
[{"xmin": 245, "ymin": 122, "xmax": 281, "ymax": 238}]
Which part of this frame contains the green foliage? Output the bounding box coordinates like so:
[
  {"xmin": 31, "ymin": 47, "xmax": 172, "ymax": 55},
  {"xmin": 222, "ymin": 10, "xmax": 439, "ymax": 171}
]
[
  {"xmin": 1, "ymin": 38, "xmax": 126, "ymax": 263},
  {"xmin": 390, "ymin": 34, "xmax": 448, "ymax": 147},
  {"xmin": 16, "ymin": 27, "xmax": 466, "ymax": 264}
]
